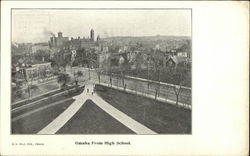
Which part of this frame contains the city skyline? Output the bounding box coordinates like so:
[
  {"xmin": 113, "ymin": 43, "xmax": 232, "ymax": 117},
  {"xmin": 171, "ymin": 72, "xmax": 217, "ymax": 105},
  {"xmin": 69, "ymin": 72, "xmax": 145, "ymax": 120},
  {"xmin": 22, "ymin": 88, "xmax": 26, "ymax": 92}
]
[{"xmin": 12, "ymin": 9, "xmax": 191, "ymax": 43}]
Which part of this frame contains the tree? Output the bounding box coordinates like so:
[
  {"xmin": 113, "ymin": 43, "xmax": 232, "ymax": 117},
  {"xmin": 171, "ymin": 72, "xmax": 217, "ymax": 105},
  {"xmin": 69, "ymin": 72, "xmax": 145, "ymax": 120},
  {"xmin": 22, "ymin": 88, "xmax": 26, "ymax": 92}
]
[
  {"xmin": 12, "ymin": 80, "xmax": 23, "ymax": 99},
  {"xmin": 146, "ymin": 53, "xmax": 155, "ymax": 94},
  {"xmin": 101, "ymin": 57, "xmax": 112, "ymax": 86},
  {"xmin": 173, "ymin": 85, "xmax": 182, "ymax": 106},
  {"xmin": 96, "ymin": 68, "xmax": 102, "ymax": 84},
  {"xmin": 29, "ymin": 84, "xmax": 39, "ymax": 98},
  {"xmin": 57, "ymin": 73, "xmax": 70, "ymax": 88},
  {"xmin": 73, "ymin": 48, "xmax": 87, "ymax": 67},
  {"xmin": 171, "ymin": 66, "xmax": 188, "ymax": 105},
  {"xmin": 151, "ymin": 52, "xmax": 163, "ymax": 98},
  {"xmin": 109, "ymin": 69, "xmax": 112, "ymax": 87},
  {"xmin": 74, "ymin": 71, "xmax": 83, "ymax": 86},
  {"xmin": 119, "ymin": 54, "xmax": 129, "ymax": 89},
  {"xmin": 86, "ymin": 50, "xmax": 97, "ymax": 80},
  {"xmin": 24, "ymin": 70, "xmax": 38, "ymax": 99},
  {"xmin": 105, "ymin": 57, "xmax": 113, "ymax": 87},
  {"xmin": 33, "ymin": 50, "xmax": 50, "ymax": 62},
  {"xmin": 52, "ymin": 52, "xmax": 69, "ymax": 72},
  {"xmin": 134, "ymin": 53, "xmax": 143, "ymax": 94}
]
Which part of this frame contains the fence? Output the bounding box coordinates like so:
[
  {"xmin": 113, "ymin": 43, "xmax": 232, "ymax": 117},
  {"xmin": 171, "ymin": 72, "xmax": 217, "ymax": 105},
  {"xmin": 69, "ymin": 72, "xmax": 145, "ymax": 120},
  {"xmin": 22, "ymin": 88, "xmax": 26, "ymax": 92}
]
[{"xmin": 86, "ymin": 69, "xmax": 192, "ymax": 106}]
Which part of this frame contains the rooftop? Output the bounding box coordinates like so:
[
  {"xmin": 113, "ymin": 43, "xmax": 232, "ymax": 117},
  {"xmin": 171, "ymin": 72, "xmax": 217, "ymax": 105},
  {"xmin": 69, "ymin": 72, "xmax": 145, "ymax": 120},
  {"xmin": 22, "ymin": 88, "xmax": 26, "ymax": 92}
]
[{"xmin": 27, "ymin": 59, "xmax": 51, "ymax": 65}]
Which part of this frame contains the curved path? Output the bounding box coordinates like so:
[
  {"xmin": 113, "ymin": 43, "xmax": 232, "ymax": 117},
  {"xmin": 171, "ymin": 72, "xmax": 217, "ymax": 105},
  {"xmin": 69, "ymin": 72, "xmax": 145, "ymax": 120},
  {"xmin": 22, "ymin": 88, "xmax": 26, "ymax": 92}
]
[{"xmin": 38, "ymin": 83, "xmax": 156, "ymax": 134}]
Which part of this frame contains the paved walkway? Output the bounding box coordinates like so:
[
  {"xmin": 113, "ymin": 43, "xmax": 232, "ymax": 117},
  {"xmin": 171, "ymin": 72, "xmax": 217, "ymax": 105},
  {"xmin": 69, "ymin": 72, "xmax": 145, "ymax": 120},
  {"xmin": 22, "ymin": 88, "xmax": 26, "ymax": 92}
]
[
  {"xmin": 38, "ymin": 83, "xmax": 156, "ymax": 134},
  {"xmin": 37, "ymin": 84, "xmax": 92, "ymax": 134},
  {"xmin": 91, "ymin": 94, "xmax": 157, "ymax": 134}
]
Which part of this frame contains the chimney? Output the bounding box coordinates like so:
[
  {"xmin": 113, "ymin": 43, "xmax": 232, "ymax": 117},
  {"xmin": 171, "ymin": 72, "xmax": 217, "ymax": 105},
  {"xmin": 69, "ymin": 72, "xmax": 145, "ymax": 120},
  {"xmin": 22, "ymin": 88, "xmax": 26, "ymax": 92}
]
[{"xmin": 50, "ymin": 37, "xmax": 55, "ymax": 46}]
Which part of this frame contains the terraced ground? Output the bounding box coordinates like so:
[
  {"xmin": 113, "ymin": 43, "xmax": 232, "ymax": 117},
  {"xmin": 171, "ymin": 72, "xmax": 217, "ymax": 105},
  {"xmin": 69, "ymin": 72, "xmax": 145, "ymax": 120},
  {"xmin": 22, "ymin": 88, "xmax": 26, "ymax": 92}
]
[{"xmin": 12, "ymin": 99, "xmax": 74, "ymax": 134}]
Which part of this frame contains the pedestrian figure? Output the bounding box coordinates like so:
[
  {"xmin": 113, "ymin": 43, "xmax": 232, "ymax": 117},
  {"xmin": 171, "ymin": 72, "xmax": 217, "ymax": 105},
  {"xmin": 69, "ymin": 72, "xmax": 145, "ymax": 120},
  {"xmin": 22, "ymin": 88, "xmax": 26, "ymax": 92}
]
[
  {"xmin": 87, "ymin": 89, "xmax": 89, "ymax": 93},
  {"xmin": 92, "ymin": 92, "xmax": 93, "ymax": 95}
]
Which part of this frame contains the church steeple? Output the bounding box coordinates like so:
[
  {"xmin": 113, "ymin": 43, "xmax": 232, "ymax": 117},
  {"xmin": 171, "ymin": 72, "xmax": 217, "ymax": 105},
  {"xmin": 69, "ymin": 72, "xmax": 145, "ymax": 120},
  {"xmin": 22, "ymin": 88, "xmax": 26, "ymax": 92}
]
[{"xmin": 90, "ymin": 29, "xmax": 94, "ymax": 41}]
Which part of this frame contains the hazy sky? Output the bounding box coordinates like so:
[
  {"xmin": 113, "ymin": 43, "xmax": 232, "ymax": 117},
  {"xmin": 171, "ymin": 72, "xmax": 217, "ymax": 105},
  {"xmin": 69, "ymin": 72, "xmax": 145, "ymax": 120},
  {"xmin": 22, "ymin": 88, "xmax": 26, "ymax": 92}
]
[{"xmin": 12, "ymin": 9, "xmax": 191, "ymax": 43}]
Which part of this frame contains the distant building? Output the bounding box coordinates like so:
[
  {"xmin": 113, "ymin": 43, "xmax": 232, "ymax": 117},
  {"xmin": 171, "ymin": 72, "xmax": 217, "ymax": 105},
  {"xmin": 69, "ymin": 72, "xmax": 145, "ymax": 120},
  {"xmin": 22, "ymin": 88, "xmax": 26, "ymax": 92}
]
[
  {"xmin": 177, "ymin": 51, "xmax": 188, "ymax": 57},
  {"xmin": 24, "ymin": 61, "xmax": 52, "ymax": 82},
  {"xmin": 165, "ymin": 56, "xmax": 178, "ymax": 67},
  {"xmin": 52, "ymin": 29, "xmax": 109, "ymax": 52},
  {"xmin": 127, "ymin": 51, "xmax": 139, "ymax": 63},
  {"xmin": 166, "ymin": 49, "xmax": 177, "ymax": 56},
  {"xmin": 12, "ymin": 43, "xmax": 32, "ymax": 55},
  {"xmin": 32, "ymin": 42, "xmax": 50, "ymax": 53},
  {"xmin": 49, "ymin": 32, "xmax": 69, "ymax": 48},
  {"xmin": 165, "ymin": 55, "xmax": 190, "ymax": 68}
]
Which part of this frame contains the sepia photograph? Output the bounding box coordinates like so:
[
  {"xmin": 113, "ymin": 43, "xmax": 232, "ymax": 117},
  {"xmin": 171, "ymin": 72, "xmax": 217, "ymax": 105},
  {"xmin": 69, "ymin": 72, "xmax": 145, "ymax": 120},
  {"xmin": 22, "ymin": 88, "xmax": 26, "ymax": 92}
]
[
  {"xmin": 1, "ymin": 1, "xmax": 249, "ymax": 155},
  {"xmin": 11, "ymin": 9, "xmax": 192, "ymax": 134}
]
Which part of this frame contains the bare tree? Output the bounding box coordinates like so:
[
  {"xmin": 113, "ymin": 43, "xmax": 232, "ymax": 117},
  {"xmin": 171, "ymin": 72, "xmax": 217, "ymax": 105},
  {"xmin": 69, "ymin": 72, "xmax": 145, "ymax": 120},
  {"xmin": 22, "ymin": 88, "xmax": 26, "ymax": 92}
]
[
  {"xmin": 151, "ymin": 52, "xmax": 163, "ymax": 99},
  {"xmin": 24, "ymin": 69, "xmax": 40, "ymax": 99},
  {"xmin": 57, "ymin": 73, "xmax": 71, "ymax": 89},
  {"xmin": 12, "ymin": 80, "xmax": 23, "ymax": 99},
  {"xmin": 96, "ymin": 68, "xmax": 101, "ymax": 84},
  {"xmin": 119, "ymin": 55, "xmax": 128, "ymax": 89},
  {"xmin": 74, "ymin": 71, "xmax": 83, "ymax": 86},
  {"xmin": 172, "ymin": 66, "xmax": 187, "ymax": 106},
  {"xmin": 173, "ymin": 85, "xmax": 182, "ymax": 105},
  {"xmin": 146, "ymin": 54, "xmax": 151, "ymax": 94},
  {"xmin": 134, "ymin": 52, "xmax": 143, "ymax": 94},
  {"xmin": 109, "ymin": 69, "xmax": 112, "ymax": 87}
]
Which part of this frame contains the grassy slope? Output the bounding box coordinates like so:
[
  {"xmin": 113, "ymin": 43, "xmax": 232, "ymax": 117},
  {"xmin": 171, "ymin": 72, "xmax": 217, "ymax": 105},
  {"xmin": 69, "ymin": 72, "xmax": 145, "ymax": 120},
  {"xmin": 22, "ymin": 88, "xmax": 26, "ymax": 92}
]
[
  {"xmin": 12, "ymin": 99, "xmax": 74, "ymax": 134},
  {"xmin": 12, "ymin": 95, "xmax": 72, "ymax": 118},
  {"xmin": 96, "ymin": 85, "xmax": 191, "ymax": 134},
  {"xmin": 57, "ymin": 100, "xmax": 135, "ymax": 134}
]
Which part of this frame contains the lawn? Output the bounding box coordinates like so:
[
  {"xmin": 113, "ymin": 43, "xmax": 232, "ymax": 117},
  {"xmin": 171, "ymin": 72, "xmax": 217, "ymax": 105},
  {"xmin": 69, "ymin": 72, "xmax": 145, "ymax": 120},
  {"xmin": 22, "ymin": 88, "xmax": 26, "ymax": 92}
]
[
  {"xmin": 57, "ymin": 100, "xmax": 135, "ymax": 134},
  {"xmin": 96, "ymin": 85, "xmax": 191, "ymax": 134},
  {"xmin": 12, "ymin": 99, "xmax": 74, "ymax": 134},
  {"xmin": 11, "ymin": 86, "xmax": 85, "ymax": 134},
  {"xmin": 12, "ymin": 95, "xmax": 72, "ymax": 118}
]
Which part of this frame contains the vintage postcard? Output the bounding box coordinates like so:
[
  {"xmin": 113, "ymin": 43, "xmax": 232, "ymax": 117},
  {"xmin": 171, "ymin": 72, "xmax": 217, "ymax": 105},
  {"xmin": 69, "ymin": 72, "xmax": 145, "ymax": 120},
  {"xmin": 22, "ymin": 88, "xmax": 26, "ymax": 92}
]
[
  {"xmin": 11, "ymin": 9, "xmax": 192, "ymax": 135},
  {"xmin": 0, "ymin": 1, "xmax": 248, "ymax": 155}
]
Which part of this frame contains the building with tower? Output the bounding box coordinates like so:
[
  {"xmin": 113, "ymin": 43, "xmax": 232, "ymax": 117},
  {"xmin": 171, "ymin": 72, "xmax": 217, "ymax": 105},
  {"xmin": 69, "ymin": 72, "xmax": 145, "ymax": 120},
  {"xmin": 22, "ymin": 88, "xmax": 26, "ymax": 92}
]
[
  {"xmin": 49, "ymin": 32, "xmax": 69, "ymax": 48},
  {"xmin": 48, "ymin": 29, "xmax": 109, "ymax": 68}
]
